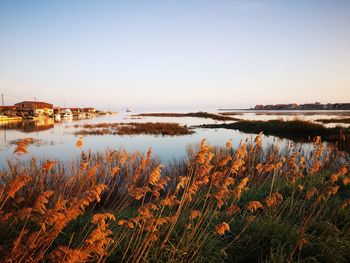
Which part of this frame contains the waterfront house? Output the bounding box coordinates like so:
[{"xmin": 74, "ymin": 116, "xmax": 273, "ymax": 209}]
[
  {"xmin": 0, "ymin": 106, "xmax": 17, "ymax": 117},
  {"xmin": 275, "ymin": 104, "xmax": 288, "ymax": 110},
  {"xmin": 53, "ymin": 107, "xmax": 61, "ymax": 115},
  {"xmin": 70, "ymin": 108, "xmax": 82, "ymax": 117},
  {"xmin": 14, "ymin": 101, "xmax": 53, "ymax": 117},
  {"xmin": 254, "ymin": 105, "xmax": 264, "ymax": 110},
  {"xmin": 340, "ymin": 103, "xmax": 350, "ymax": 110},
  {"xmin": 60, "ymin": 108, "xmax": 73, "ymax": 119},
  {"xmin": 82, "ymin": 107, "xmax": 96, "ymax": 113},
  {"xmin": 288, "ymin": 103, "xmax": 299, "ymax": 109},
  {"xmin": 82, "ymin": 107, "xmax": 96, "ymax": 117}
]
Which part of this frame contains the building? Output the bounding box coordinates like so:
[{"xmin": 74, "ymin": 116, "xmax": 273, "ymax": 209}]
[
  {"xmin": 82, "ymin": 107, "xmax": 96, "ymax": 117},
  {"xmin": 60, "ymin": 108, "xmax": 73, "ymax": 118},
  {"xmin": 14, "ymin": 101, "xmax": 53, "ymax": 117},
  {"xmin": 82, "ymin": 107, "xmax": 96, "ymax": 113},
  {"xmin": 53, "ymin": 107, "xmax": 61, "ymax": 115},
  {"xmin": 288, "ymin": 103, "xmax": 299, "ymax": 109},
  {"xmin": 254, "ymin": 105, "xmax": 264, "ymax": 110},
  {"xmin": 0, "ymin": 106, "xmax": 16, "ymax": 117},
  {"xmin": 275, "ymin": 104, "xmax": 288, "ymax": 110},
  {"xmin": 69, "ymin": 107, "xmax": 81, "ymax": 116},
  {"xmin": 340, "ymin": 103, "xmax": 350, "ymax": 110}
]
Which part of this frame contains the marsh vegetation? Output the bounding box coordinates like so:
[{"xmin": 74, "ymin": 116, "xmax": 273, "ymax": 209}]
[{"xmin": 73, "ymin": 122, "xmax": 194, "ymax": 136}]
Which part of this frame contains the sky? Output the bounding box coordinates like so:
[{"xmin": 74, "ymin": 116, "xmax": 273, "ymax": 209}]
[{"xmin": 0, "ymin": 0, "xmax": 349, "ymax": 111}]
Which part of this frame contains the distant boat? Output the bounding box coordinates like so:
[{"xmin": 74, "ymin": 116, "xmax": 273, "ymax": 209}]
[
  {"xmin": 54, "ymin": 114, "xmax": 61, "ymax": 121},
  {"xmin": 61, "ymin": 109, "xmax": 73, "ymax": 119},
  {"xmin": 126, "ymin": 107, "xmax": 131, "ymax": 113}
]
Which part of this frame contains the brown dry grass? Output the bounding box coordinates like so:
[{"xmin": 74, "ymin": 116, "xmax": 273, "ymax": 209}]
[{"xmin": 1, "ymin": 136, "xmax": 350, "ymax": 262}]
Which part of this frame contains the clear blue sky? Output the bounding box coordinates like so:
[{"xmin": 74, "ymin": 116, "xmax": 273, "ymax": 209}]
[{"xmin": 0, "ymin": 0, "xmax": 349, "ymax": 110}]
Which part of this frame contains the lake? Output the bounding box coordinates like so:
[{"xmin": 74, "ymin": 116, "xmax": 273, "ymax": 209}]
[{"xmin": 1, "ymin": 110, "xmax": 349, "ymax": 168}]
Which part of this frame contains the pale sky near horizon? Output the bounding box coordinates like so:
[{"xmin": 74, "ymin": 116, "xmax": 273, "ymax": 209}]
[{"xmin": 0, "ymin": 0, "xmax": 349, "ymax": 110}]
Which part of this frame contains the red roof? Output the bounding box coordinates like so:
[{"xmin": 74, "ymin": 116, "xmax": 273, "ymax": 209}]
[
  {"xmin": 15, "ymin": 101, "xmax": 53, "ymax": 108},
  {"xmin": 82, "ymin": 107, "xmax": 95, "ymax": 111},
  {"xmin": 0, "ymin": 106, "xmax": 16, "ymax": 110}
]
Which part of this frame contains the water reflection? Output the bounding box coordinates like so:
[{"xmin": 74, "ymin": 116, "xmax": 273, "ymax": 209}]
[{"xmin": 0, "ymin": 119, "xmax": 54, "ymax": 133}]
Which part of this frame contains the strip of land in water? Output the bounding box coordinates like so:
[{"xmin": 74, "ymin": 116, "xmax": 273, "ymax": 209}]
[
  {"xmin": 316, "ymin": 118, "xmax": 350, "ymax": 124},
  {"xmin": 196, "ymin": 119, "xmax": 350, "ymax": 143},
  {"xmin": 220, "ymin": 111, "xmax": 350, "ymax": 116},
  {"xmin": 74, "ymin": 122, "xmax": 194, "ymax": 136},
  {"xmin": 9, "ymin": 137, "xmax": 55, "ymax": 147},
  {"xmin": 132, "ymin": 111, "xmax": 239, "ymax": 121}
]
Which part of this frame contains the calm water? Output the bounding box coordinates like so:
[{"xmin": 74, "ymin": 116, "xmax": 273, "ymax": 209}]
[{"xmin": 1, "ymin": 110, "xmax": 349, "ymax": 168}]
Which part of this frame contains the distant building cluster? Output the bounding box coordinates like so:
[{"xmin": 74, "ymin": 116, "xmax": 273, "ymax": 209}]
[
  {"xmin": 0, "ymin": 100, "xmax": 111, "ymax": 121},
  {"xmin": 253, "ymin": 102, "xmax": 350, "ymax": 111}
]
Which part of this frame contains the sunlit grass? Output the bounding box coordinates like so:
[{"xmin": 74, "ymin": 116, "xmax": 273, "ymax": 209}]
[{"xmin": 0, "ymin": 135, "xmax": 350, "ymax": 262}]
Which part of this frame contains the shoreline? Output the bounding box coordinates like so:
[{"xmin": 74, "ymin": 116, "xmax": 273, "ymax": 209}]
[{"xmin": 132, "ymin": 111, "xmax": 240, "ymax": 121}]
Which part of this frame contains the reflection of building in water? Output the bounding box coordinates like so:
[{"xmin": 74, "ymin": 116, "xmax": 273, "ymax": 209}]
[
  {"xmin": 0, "ymin": 118, "xmax": 54, "ymax": 133},
  {"xmin": 15, "ymin": 101, "xmax": 53, "ymax": 117}
]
